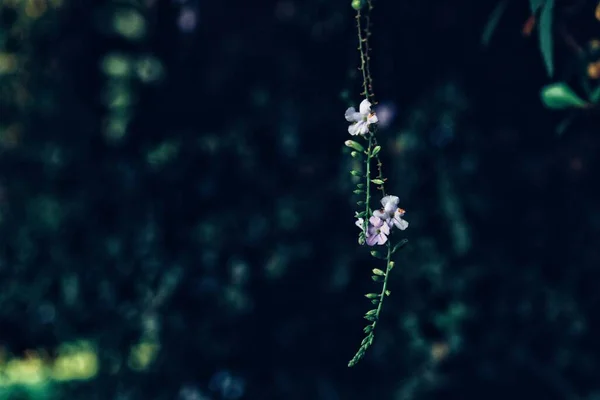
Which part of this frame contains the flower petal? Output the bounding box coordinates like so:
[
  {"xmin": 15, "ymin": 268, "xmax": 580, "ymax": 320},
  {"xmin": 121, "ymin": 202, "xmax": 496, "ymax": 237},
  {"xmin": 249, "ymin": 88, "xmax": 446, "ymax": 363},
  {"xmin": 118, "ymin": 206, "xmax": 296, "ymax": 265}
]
[
  {"xmin": 377, "ymin": 233, "xmax": 388, "ymax": 245},
  {"xmin": 348, "ymin": 123, "xmax": 361, "ymax": 136},
  {"xmin": 367, "ymin": 113, "xmax": 378, "ymax": 124},
  {"xmin": 373, "ymin": 209, "xmax": 386, "ymax": 219},
  {"xmin": 393, "ymin": 217, "xmax": 409, "ymax": 230},
  {"xmin": 381, "ymin": 195, "xmax": 399, "ymax": 213},
  {"xmin": 349, "ymin": 120, "xmax": 368, "ymax": 136},
  {"xmin": 380, "ymin": 223, "xmax": 390, "ymax": 235},
  {"xmin": 359, "ymin": 99, "xmax": 372, "ymax": 115},
  {"xmin": 355, "ymin": 218, "xmax": 364, "ymax": 231},
  {"xmin": 369, "ymin": 216, "xmax": 382, "ymax": 227},
  {"xmin": 366, "ymin": 234, "xmax": 378, "ymax": 246},
  {"xmin": 345, "ymin": 108, "xmax": 362, "ymax": 122}
]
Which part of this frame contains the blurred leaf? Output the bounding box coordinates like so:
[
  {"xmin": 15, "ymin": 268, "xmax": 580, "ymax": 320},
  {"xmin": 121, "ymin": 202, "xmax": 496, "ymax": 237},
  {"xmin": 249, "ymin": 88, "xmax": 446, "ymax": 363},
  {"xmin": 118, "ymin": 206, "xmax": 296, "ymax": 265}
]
[
  {"xmin": 555, "ymin": 114, "xmax": 575, "ymax": 136},
  {"xmin": 590, "ymin": 86, "xmax": 600, "ymax": 104},
  {"xmin": 540, "ymin": 83, "xmax": 587, "ymax": 109},
  {"xmin": 392, "ymin": 239, "xmax": 408, "ymax": 253},
  {"xmin": 538, "ymin": 0, "xmax": 554, "ymax": 77},
  {"xmin": 481, "ymin": 0, "xmax": 509, "ymax": 47},
  {"xmin": 529, "ymin": 0, "xmax": 543, "ymax": 13}
]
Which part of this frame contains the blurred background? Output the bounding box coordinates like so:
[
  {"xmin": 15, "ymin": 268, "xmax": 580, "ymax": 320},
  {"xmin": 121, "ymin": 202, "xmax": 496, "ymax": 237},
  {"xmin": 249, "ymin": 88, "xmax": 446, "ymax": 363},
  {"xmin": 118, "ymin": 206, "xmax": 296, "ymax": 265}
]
[{"xmin": 0, "ymin": 0, "xmax": 600, "ymax": 399}]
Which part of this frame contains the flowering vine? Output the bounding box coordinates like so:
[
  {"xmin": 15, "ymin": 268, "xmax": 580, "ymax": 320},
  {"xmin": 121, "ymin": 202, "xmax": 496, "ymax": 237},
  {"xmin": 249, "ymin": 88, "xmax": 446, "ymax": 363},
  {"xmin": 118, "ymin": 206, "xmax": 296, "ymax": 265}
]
[{"xmin": 345, "ymin": 0, "xmax": 410, "ymax": 367}]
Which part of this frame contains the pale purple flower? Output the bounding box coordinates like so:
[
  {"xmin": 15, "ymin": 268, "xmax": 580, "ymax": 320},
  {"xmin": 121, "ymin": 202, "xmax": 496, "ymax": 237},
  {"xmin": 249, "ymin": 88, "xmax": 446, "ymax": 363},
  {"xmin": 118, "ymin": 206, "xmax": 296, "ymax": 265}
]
[
  {"xmin": 345, "ymin": 99, "xmax": 378, "ymax": 136},
  {"xmin": 366, "ymin": 216, "xmax": 389, "ymax": 246},
  {"xmin": 373, "ymin": 195, "xmax": 409, "ymax": 230}
]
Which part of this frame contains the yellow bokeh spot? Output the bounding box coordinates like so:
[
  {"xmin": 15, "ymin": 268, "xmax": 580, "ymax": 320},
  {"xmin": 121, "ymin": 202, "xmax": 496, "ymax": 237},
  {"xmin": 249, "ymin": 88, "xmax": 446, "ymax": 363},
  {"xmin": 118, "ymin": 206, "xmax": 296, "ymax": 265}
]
[
  {"xmin": 25, "ymin": 0, "xmax": 48, "ymax": 19},
  {"xmin": 127, "ymin": 341, "xmax": 160, "ymax": 371},
  {"xmin": 0, "ymin": 53, "xmax": 18, "ymax": 75}
]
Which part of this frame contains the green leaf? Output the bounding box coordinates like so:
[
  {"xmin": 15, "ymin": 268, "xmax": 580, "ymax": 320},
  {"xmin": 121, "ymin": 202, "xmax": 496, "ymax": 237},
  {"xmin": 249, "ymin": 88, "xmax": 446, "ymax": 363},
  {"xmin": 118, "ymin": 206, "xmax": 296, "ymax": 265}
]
[
  {"xmin": 590, "ymin": 85, "xmax": 600, "ymax": 104},
  {"xmin": 370, "ymin": 250, "xmax": 386, "ymax": 259},
  {"xmin": 363, "ymin": 325, "xmax": 374, "ymax": 334},
  {"xmin": 350, "ymin": 170, "xmax": 362, "ymax": 177},
  {"xmin": 355, "ymin": 211, "xmax": 367, "ymax": 218},
  {"xmin": 371, "ymin": 275, "xmax": 384, "ymax": 282},
  {"xmin": 371, "ymin": 179, "xmax": 385, "ymax": 185},
  {"xmin": 538, "ymin": 0, "xmax": 555, "ymax": 77},
  {"xmin": 481, "ymin": 0, "xmax": 509, "ymax": 47},
  {"xmin": 365, "ymin": 293, "xmax": 379, "ymax": 299},
  {"xmin": 541, "ymin": 83, "xmax": 588, "ymax": 109},
  {"xmin": 392, "ymin": 239, "xmax": 409, "ymax": 253},
  {"xmin": 364, "ymin": 314, "xmax": 376, "ymax": 321},
  {"xmin": 371, "ymin": 299, "xmax": 380, "ymax": 305},
  {"xmin": 370, "ymin": 146, "xmax": 381, "ymax": 157},
  {"xmin": 353, "ymin": 189, "xmax": 364, "ymax": 194},
  {"xmin": 372, "ymin": 268, "xmax": 385, "ymax": 276},
  {"xmin": 345, "ymin": 140, "xmax": 365, "ymax": 152},
  {"xmin": 365, "ymin": 309, "xmax": 377, "ymax": 316},
  {"xmin": 529, "ymin": 0, "xmax": 543, "ymax": 13},
  {"xmin": 356, "ymin": 183, "xmax": 365, "ymax": 188},
  {"xmin": 357, "ymin": 200, "xmax": 365, "ymax": 206}
]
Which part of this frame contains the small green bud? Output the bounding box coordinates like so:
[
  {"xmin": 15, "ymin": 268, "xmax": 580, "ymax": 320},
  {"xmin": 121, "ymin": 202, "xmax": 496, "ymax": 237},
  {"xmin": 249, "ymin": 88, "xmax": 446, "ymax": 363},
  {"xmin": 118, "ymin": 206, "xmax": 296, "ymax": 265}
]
[
  {"xmin": 351, "ymin": 151, "xmax": 361, "ymax": 158},
  {"xmin": 351, "ymin": 0, "xmax": 363, "ymax": 10},
  {"xmin": 371, "ymin": 179, "xmax": 385, "ymax": 185},
  {"xmin": 350, "ymin": 170, "xmax": 362, "ymax": 177},
  {"xmin": 371, "ymin": 146, "xmax": 381, "ymax": 157},
  {"xmin": 353, "ymin": 189, "xmax": 364, "ymax": 194},
  {"xmin": 345, "ymin": 140, "xmax": 365, "ymax": 152},
  {"xmin": 388, "ymin": 261, "xmax": 395, "ymax": 270},
  {"xmin": 385, "ymin": 290, "xmax": 391, "ymax": 296},
  {"xmin": 365, "ymin": 293, "xmax": 379, "ymax": 299},
  {"xmin": 372, "ymin": 268, "xmax": 385, "ymax": 276}
]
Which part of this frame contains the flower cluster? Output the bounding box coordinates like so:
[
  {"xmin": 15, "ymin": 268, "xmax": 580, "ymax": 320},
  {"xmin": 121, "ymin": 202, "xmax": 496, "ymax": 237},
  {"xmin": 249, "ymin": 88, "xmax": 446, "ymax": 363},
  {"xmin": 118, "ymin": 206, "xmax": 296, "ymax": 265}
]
[
  {"xmin": 356, "ymin": 195, "xmax": 408, "ymax": 246},
  {"xmin": 344, "ymin": 95, "xmax": 410, "ymax": 368}
]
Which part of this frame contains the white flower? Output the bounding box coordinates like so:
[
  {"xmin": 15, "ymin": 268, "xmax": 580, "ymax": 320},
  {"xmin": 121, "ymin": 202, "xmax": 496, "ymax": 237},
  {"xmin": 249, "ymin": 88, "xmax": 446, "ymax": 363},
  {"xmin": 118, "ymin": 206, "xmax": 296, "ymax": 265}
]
[
  {"xmin": 345, "ymin": 99, "xmax": 378, "ymax": 136},
  {"xmin": 373, "ymin": 195, "xmax": 409, "ymax": 231}
]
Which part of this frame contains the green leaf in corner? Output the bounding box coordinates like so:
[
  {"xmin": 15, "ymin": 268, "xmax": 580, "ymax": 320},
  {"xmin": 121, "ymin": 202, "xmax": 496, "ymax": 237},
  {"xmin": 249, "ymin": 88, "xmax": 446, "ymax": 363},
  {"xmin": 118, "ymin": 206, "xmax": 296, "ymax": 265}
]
[
  {"xmin": 590, "ymin": 86, "xmax": 600, "ymax": 104},
  {"xmin": 541, "ymin": 83, "xmax": 588, "ymax": 109},
  {"xmin": 538, "ymin": 0, "xmax": 555, "ymax": 77},
  {"xmin": 481, "ymin": 0, "xmax": 509, "ymax": 47}
]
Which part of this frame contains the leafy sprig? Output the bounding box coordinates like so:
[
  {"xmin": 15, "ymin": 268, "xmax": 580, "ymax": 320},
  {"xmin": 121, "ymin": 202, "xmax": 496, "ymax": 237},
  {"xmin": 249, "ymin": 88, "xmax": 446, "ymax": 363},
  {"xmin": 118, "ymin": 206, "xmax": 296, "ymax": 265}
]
[{"xmin": 345, "ymin": 0, "xmax": 410, "ymax": 367}]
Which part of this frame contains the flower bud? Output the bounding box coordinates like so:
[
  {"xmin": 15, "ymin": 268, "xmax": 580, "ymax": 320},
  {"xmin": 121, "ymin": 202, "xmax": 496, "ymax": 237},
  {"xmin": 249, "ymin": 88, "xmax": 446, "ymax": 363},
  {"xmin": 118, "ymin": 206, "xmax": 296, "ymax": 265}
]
[{"xmin": 345, "ymin": 140, "xmax": 365, "ymax": 152}]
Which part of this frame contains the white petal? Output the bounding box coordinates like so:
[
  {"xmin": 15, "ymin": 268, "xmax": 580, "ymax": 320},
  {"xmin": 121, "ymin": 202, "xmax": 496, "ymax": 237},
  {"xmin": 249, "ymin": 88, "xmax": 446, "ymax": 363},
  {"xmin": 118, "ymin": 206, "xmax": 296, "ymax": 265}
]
[
  {"xmin": 393, "ymin": 218, "xmax": 409, "ymax": 230},
  {"xmin": 380, "ymin": 223, "xmax": 390, "ymax": 235},
  {"xmin": 359, "ymin": 99, "xmax": 371, "ymax": 115},
  {"xmin": 373, "ymin": 209, "xmax": 386, "ymax": 219},
  {"xmin": 355, "ymin": 218, "xmax": 364, "ymax": 231},
  {"xmin": 348, "ymin": 123, "xmax": 360, "ymax": 136},
  {"xmin": 345, "ymin": 107, "xmax": 361, "ymax": 122},
  {"xmin": 381, "ymin": 195, "xmax": 399, "ymax": 212},
  {"xmin": 367, "ymin": 113, "xmax": 378, "ymax": 124},
  {"xmin": 355, "ymin": 121, "xmax": 369, "ymax": 135}
]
